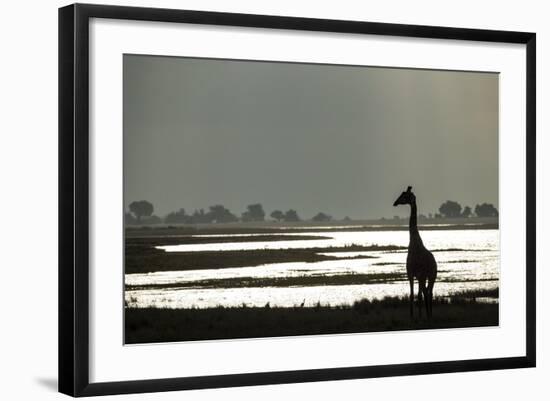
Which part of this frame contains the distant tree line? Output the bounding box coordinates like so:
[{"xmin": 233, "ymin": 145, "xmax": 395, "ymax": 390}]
[
  {"xmin": 125, "ymin": 199, "xmax": 499, "ymax": 226},
  {"xmin": 125, "ymin": 201, "xmax": 336, "ymax": 226},
  {"xmin": 438, "ymin": 200, "xmax": 498, "ymax": 219},
  {"xmin": 389, "ymin": 201, "xmax": 497, "ymax": 221},
  {"xmin": 386, "ymin": 200, "xmax": 498, "ymax": 222}
]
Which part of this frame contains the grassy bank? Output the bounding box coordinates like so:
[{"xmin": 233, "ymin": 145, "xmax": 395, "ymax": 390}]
[
  {"xmin": 125, "ymin": 243, "xmax": 403, "ymax": 274},
  {"xmin": 126, "ymin": 272, "xmax": 498, "ymax": 291},
  {"xmin": 125, "ymin": 292, "xmax": 499, "ymax": 344},
  {"xmin": 126, "ymin": 272, "xmax": 409, "ymax": 290},
  {"xmin": 125, "ymin": 240, "xmax": 492, "ymax": 274},
  {"xmin": 128, "ymin": 234, "xmax": 331, "ymax": 244}
]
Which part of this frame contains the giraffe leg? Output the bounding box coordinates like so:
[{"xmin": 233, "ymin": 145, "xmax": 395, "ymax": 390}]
[
  {"xmin": 417, "ymin": 279, "xmax": 425, "ymax": 318},
  {"xmin": 409, "ymin": 278, "xmax": 414, "ymax": 318},
  {"xmin": 427, "ymin": 280, "xmax": 435, "ymax": 318},
  {"xmin": 422, "ymin": 285, "xmax": 429, "ymax": 318}
]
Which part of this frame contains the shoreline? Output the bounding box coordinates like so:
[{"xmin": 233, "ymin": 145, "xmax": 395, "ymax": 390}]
[
  {"xmin": 125, "ymin": 244, "xmax": 405, "ymax": 274},
  {"xmin": 125, "ymin": 292, "xmax": 499, "ymax": 344},
  {"xmin": 125, "ymin": 218, "xmax": 499, "ymax": 238}
]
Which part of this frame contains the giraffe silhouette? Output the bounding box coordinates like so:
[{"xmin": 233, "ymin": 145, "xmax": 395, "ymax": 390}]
[{"xmin": 393, "ymin": 186, "xmax": 437, "ymax": 318}]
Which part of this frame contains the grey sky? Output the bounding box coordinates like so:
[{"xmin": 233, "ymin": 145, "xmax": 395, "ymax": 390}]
[{"xmin": 123, "ymin": 55, "xmax": 498, "ymax": 219}]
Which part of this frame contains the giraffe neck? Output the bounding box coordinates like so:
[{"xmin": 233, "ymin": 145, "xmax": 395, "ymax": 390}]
[{"xmin": 409, "ymin": 201, "xmax": 423, "ymax": 246}]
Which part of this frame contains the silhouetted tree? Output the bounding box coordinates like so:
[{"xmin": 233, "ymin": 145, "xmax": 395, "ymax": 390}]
[
  {"xmin": 129, "ymin": 200, "xmax": 153, "ymax": 223},
  {"xmin": 270, "ymin": 210, "xmax": 284, "ymax": 222},
  {"xmin": 461, "ymin": 206, "xmax": 472, "ymax": 218},
  {"xmin": 164, "ymin": 208, "xmax": 188, "ymax": 224},
  {"xmin": 208, "ymin": 205, "xmax": 238, "ymax": 223},
  {"xmin": 191, "ymin": 209, "xmax": 211, "ymax": 224},
  {"xmin": 125, "ymin": 212, "xmax": 137, "ymax": 225},
  {"xmin": 475, "ymin": 203, "xmax": 499, "ymax": 217},
  {"xmin": 342, "ymin": 216, "xmax": 351, "ymax": 222},
  {"xmin": 241, "ymin": 203, "xmax": 265, "ymax": 222},
  {"xmin": 143, "ymin": 215, "xmax": 162, "ymax": 225},
  {"xmin": 312, "ymin": 212, "xmax": 332, "ymax": 222},
  {"xmin": 439, "ymin": 200, "xmax": 462, "ymax": 218},
  {"xmin": 284, "ymin": 209, "xmax": 300, "ymax": 222}
]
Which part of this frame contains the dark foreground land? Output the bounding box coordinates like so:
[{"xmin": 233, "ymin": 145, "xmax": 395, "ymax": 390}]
[{"xmin": 125, "ymin": 290, "xmax": 499, "ymax": 344}]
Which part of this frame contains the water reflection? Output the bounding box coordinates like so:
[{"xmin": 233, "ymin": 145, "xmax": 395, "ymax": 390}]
[
  {"xmin": 126, "ymin": 229, "xmax": 499, "ymax": 309},
  {"xmin": 156, "ymin": 229, "xmax": 496, "ymax": 253}
]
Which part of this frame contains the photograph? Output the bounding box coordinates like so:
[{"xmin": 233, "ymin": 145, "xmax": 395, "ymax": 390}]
[{"xmin": 123, "ymin": 54, "xmax": 500, "ymax": 344}]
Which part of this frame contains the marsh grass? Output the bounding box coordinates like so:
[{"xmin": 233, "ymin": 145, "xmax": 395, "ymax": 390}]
[
  {"xmin": 125, "ymin": 243, "xmax": 403, "ymax": 274},
  {"xmin": 125, "ymin": 272, "xmax": 409, "ymax": 290},
  {"xmin": 125, "ymin": 290, "xmax": 498, "ymax": 344}
]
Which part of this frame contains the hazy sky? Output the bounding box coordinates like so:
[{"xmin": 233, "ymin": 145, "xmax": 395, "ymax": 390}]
[{"xmin": 123, "ymin": 55, "xmax": 498, "ymax": 219}]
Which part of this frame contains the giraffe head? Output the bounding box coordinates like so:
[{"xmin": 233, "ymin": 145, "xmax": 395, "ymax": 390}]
[{"xmin": 393, "ymin": 186, "xmax": 416, "ymax": 206}]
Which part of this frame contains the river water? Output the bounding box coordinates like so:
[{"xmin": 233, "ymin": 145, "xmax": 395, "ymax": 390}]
[{"xmin": 125, "ymin": 229, "xmax": 499, "ymax": 309}]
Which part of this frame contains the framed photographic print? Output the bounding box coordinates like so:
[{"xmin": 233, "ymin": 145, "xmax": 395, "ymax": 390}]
[{"xmin": 58, "ymin": 3, "xmax": 536, "ymax": 397}]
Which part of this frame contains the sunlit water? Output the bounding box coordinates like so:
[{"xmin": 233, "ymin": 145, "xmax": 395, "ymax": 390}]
[
  {"xmin": 126, "ymin": 229, "xmax": 499, "ymax": 309},
  {"xmin": 155, "ymin": 230, "xmax": 495, "ymax": 252}
]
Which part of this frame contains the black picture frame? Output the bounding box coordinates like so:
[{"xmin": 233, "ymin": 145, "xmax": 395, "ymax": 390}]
[{"xmin": 59, "ymin": 3, "xmax": 536, "ymax": 397}]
